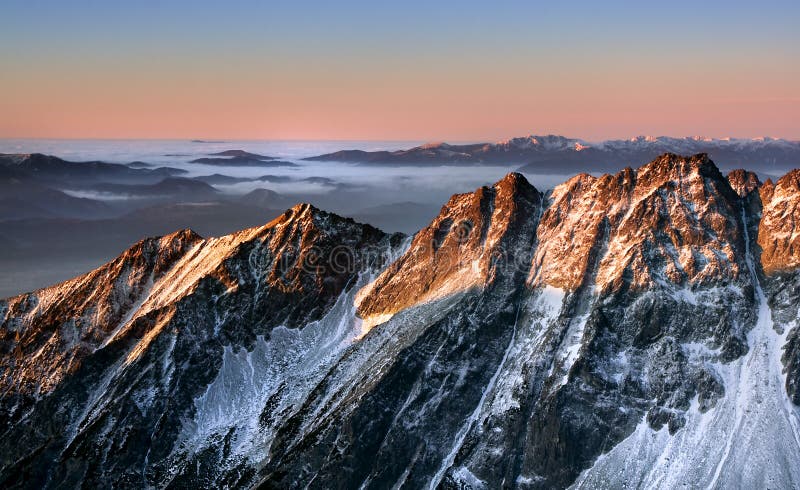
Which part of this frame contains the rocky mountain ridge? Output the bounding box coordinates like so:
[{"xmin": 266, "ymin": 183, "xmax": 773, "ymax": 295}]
[
  {"xmin": 1, "ymin": 153, "xmax": 799, "ymax": 489},
  {"xmin": 305, "ymin": 135, "xmax": 800, "ymax": 175},
  {"xmin": 0, "ymin": 153, "xmax": 186, "ymax": 185}
]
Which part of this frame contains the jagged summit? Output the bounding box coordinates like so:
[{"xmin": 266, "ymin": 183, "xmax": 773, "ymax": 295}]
[
  {"xmin": 355, "ymin": 173, "xmax": 529, "ymax": 317},
  {"xmin": 356, "ymin": 172, "xmax": 542, "ymax": 325},
  {"xmin": 634, "ymin": 152, "xmax": 729, "ymax": 188},
  {"xmin": 2, "ymin": 156, "xmax": 800, "ymax": 489},
  {"xmin": 357, "ymin": 153, "xmax": 754, "ymax": 328},
  {"xmin": 759, "ymin": 168, "xmax": 800, "ymax": 274},
  {"xmin": 267, "ymin": 202, "xmax": 389, "ymax": 247},
  {"xmin": 776, "ymin": 168, "xmax": 800, "ymax": 190},
  {"xmin": 0, "ymin": 227, "xmax": 202, "ymax": 395},
  {"xmin": 0, "ymin": 204, "xmax": 394, "ymax": 399},
  {"xmin": 532, "ymin": 152, "xmax": 745, "ymax": 291},
  {"xmin": 278, "ymin": 201, "xmax": 339, "ymax": 224},
  {"xmin": 493, "ymin": 171, "xmax": 536, "ymax": 193},
  {"xmin": 494, "ymin": 134, "xmax": 580, "ymax": 150},
  {"xmin": 267, "ymin": 201, "xmax": 320, "ymax": 227},
  {"xmin": 727, "ymin": 168, "xmax": 762, "ymax": 197}
]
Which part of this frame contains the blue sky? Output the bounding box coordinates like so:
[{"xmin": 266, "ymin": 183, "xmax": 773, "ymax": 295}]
[{"xmin": 2, "ymin": 1, "xmax": 798, "ymax": 140}]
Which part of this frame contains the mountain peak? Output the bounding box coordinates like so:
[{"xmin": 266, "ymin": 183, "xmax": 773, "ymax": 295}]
[
  {"xmin": 305, "ymin": 134, "xmax": 800, "ymax": 170},
  {"xmin": 727, "ymin": 169, "xmax": 762, "ymax": 197},
  {"xmin": 269, "ymin": 202, "xmax": 386, "ymax": 243},
  {"xmin": 356, "ymin": 173, "xmax": 543, "ymax": 328},
  {"xmin": 759, "ymin": 168, "xmax": 800, "ymax": 274},
  {"xmin": 634, "ymin": 152, "xmax": 734, "ymax": 200},
  {"xmin": 640, "ymin": 152, "xmax": 715, "ymax": 173},
  {"xmin": 268, "ymin": 202, "xmax": 324, "ymax": 228},
  {"xmin": 496, "ymin": 134, "xmax": 579, "ymax": 150},
  {"xmin": 0, "ymin": 227, "xmax": 203, "ymax": 394},
  {"xmin": 4, "ymin": 158, "xmax": 800, "ymax": 488},
  {"xmin": 418, "ymin": 141, "xmax": 450, "ymax": 150},
  {"xmin": 1, "ymin": 203, "xmax": 394, "ymax": 400},
  {"xmin": 494, "ymin": 171, "xmax": 538, "ymax": 196},
  {"xmin": 532, "ymin": 153, "xmax": 744, "ymax": 291},
  {"xmin": 777, "ymin": 168, "xmax": 800, "ymax": 191},
  {"xmin": 287, "ymin": 201, "xmax": 317, "ymax": 218}
]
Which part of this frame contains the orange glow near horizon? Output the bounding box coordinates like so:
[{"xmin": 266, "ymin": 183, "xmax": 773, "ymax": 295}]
[
  {"xmin": 3, "ymin": 71, "xmax": 798, "ymax": 141},
  {"xmin": 2, "ymin": 3, "xmax": 798, "ymax": 142}
]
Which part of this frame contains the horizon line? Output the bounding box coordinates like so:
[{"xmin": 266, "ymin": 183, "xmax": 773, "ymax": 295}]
[{"xmin": 1, "ymin": 134, "xmax": 799, "ymax": 145}]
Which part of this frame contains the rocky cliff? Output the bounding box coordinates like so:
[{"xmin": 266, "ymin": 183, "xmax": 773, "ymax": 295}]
[{"xmin": 1, "ymin": 154, "xmax": 799, "ymax": 489}]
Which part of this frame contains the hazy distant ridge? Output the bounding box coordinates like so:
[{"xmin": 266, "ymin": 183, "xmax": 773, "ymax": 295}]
[{"xmin": 305, "ymin": 134, "xmax": 800, "ymax": 173}]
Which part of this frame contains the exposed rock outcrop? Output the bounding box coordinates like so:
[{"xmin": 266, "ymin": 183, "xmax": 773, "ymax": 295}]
[{"xmin": 2, "ymin": 154, "xmax": 800, "ymax": 489}]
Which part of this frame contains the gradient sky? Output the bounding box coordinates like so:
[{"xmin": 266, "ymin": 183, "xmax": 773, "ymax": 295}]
[{"xmin": 1, "ymin": 0, "xmax": 798, "ymax": 141}]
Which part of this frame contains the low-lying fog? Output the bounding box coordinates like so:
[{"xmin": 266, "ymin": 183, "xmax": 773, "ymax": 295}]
[
  {"xmin": 1, "ymin": 138, "xmax": 575, "ymax": 224},
  {"xmin": 0, "ymin": 139, "xmax": 576, "ymax": 297}
]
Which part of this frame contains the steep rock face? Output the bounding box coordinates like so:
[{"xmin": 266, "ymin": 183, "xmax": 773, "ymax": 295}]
[
  {"xmin": 2, "ymin": 154, "xmax": 800, "ymax": 490},
  {"xmin": 531, "ymin": 153, "xmax": 745, "ymax": 292},
  {"xmin": 759, "ymin": 169, "xmax": 800, "ymax": 274},
  {"xmin": 261, "ymin": 156, "xmax": 798, "ymax": 489},
  {"xmin": 356, "ymin": 173, "xmax": 542, "ymax": 327},
  {"xmin": 727, "ymin": 169, "xmax": 761, "ymax": 197},
  {"xmin": 258, "ymin": 155, "xmax": 771, "ymax": 489},
  {"xmin": 759, "ymin": 169, "xmax": 800, "ymax": 407},
  {"xmin": 0, "ymin": 229, "xmax": 201, "ymax": 398},
  {"xmin": 257, "ymin": 173, "xmax": 543, "ymax": 488},
  {"xmin": 573, "ymin": 179, "xmax": 800, "ymax": 488},
  {"xmin": 438, "ymin": 155, "xmax": 759, "ymax": 488},
  {"xmin": 262, "ymin": 176, "xmax": 546, "ymax": 488},
  {"xmin": 0, "ymin": 204, "xmax": 398, "ymax": 489}
]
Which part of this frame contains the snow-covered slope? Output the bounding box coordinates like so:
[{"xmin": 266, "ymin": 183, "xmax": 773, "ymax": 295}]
[
  {"xmin": 0, "ymin": 203, "xmax": 400, "ymax": 488},
  {"xmin": 1, "ymin": 153, "xmax": 799, "ymax": 489}
]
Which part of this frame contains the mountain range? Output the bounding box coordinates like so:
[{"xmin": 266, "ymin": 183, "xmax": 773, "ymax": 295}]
[
  {"xmin": 305, "ymin": 135, "xmax": 800, "ymax": 175},
  {"xmin": 1, "ymin": 153, "xmax": 800, "ymax": 488}
]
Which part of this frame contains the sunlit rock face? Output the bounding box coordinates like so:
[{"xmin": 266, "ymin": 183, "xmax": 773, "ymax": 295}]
[
  {"xmin": 531, "ymin": 153, "xmax": 746, "ymax": 292},
  {"xmin": 356, "ymin": 172, "xmax": 543, "ymax": 327},
  {"xmin": 0, "ymin": 229, "xmax": 202, "ymax": 396},
  {"xmin": 1, "ymin": 153, "xmax": 800, "ymax": 490},
  {"xmin": 759, "ymin": 169, "xmax": 800, "ymax": 274},
  {"xmin": 0, "ymin": 203, "xmax": 398, "ymax": 488},
  {"xmin": 727, "ymin": 168, "xmax": 761, "ymax": 198},
  {"xmin": 758, "ymin": 169, "xmax": 800, "ymax": 407}
]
